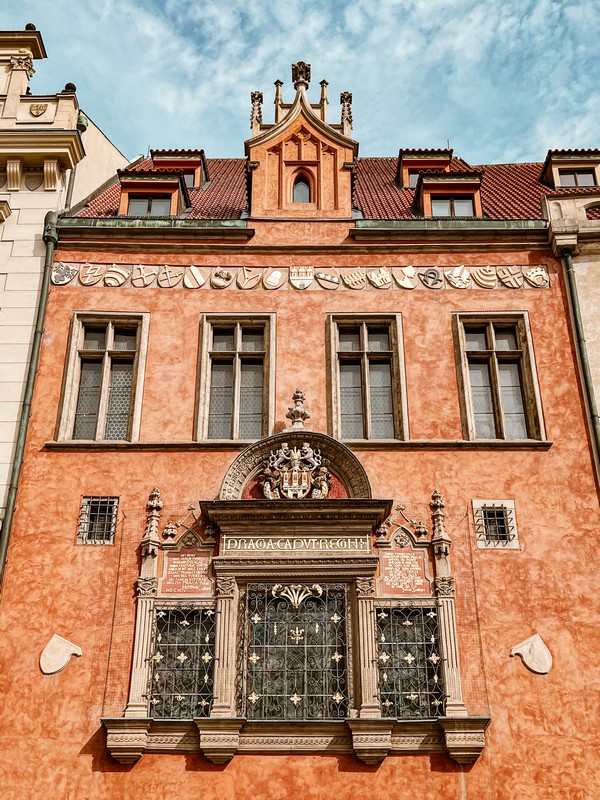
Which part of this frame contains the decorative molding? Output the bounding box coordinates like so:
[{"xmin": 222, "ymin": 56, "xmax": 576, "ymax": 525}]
[
  {"xmin": 195, "ymin": 718, "xmax": 244, "ymax": 763},
  {"xmin": 355, "ymin": 577, "xmax": 374, "ymax": 597},
  {"xmin": 0, "ymin": 200, "xmax": 11, "ymax": 222},
  {"xmin": 510, "ymin": 633, "xmax": 552, "ymax": 674},
  {"xmin": 136, "ymin": 577, "xmax": 157, "ymax": 597},
  {"xmin": 39, "ymin": 634, "xmax": 82, "ymax": 675},
  {"xmin": 6, "ymin": 158, "xmax": 22, "ymax": 191},
  {"xmin": 10, "ymin": 55, "xmax": 35, "ymax": 77},
  {"xmin": 434, "ymin": 577, "xmax": 455, "ymax": 597},
  {"xmin": 218, "ymin": 430, "xmax": 372, "ymax": 500},
  {"xmin": 103, "ymin": 716, "xmax": 486, "ymax": 762},
  {"xmin": 438, "ymin": 717, "xmax": 490, "ymax": 764},
  {"xmin": 47, "ymin": 262, "xmax": 551, "ymax": 292},
  {"xmin": 216, "ymin": 576, "xmax": 236, "ymax": 596},
  {"xmin": 43, "ymin": 158, "xmax": 60, "ymax": 191}
]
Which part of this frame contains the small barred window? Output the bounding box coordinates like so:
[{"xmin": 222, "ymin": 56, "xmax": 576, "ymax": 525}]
[
  {"xmin": 77, "ymin": 496, "xmax": 118, "ymax": 544},
  {"xmin": 472, "ymin": 500, "xmax": 519, "ymax": 549}
]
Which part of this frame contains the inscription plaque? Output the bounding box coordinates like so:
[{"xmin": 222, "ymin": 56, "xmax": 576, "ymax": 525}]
[
  {"xmin": 161, "ymin": 552, "xmax": 212, "ymax": 595},
  {"xmin": 380, "ymin": 551, "xmax": 429, "ymax": 595},
  {"xmin": 223, "ymin": 534, "xmax": 370, "ymax": 556}
]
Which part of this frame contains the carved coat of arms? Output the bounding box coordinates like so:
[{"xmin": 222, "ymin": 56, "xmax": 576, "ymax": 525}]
[
  {"xmin": 29, "ymin": 103, "xmax": 48, "ymax": 117},
  {"xmin": 260, "ymin": 442, "xmax": 333, "ymax": 500}
]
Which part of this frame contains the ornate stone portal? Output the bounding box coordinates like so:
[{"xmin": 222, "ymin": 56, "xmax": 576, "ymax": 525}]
[{"xmin": 103, "ymin": 394, "xmax": 489, "ymax": 766}]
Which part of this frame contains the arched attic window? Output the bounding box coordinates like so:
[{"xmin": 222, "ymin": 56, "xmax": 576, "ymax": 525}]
[{"xmin": 293, "ymin": 175, "xmax": 311, "ymax": 203}]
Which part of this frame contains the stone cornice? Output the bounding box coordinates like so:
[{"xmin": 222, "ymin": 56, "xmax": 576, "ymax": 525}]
[
  {"xmin": 0, "ymin": 128, "xmax": 84, "ymax": 169},
  {"xmin": 0, "ymin": 30, "xmax": 47, "ymax": 59}
]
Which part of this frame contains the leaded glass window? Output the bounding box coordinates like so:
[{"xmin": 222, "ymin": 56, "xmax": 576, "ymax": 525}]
[
  {"xmin": 335, "ymin": 320, "xmax": 401, "ymax": 440},
  {"xmin": 207, "ymin": 322, "xmax": 266, "ymax": 440},
  {"xmin": 463, "ymin": 321, "xmax": 531, "ymax": 440},
  {"xmin": 243, "ymin": 583, "xmax": 348, "ymax": 721},
  {"xmin": 148, "ymin": 606, "xmax": 215, "ymax": 719},
  {"xmin": 72, "ymin": 320, "xmax": 139, "ymax": 440},
  {"xmin": 375, "ymin": 605, "xmax": 444, "ymax": 718}
]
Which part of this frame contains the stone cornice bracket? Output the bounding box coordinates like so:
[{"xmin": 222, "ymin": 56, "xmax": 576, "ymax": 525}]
[
  {"xmin": 292, "ymin": 61, "xmax": 311, "ymax": 91},
  {"xmin": 348, "ymin": 719, "xmax": 395, "ymax": 764},
  {"xmin": 195, "ymin": 718, "xmax": 244, "ymax": 763},
  {"xmin": 340, "ymin": 91, "xmax": 353, "ymax": 136},
  {"xmin": 6, "ymin": 158, "xmax": 22, "ymax": 192},
  {"xmin": 286, "ymin": 387, "xmax": 311, "ymax": 429},
  {"xmin": 250, "ymin": 90, "xmax": 263, "ymax": 135},
  {"xmin": 430, "ymin": 490, "xmax": 452, "ymax": 576},
  {"xmin": 438, "ymin": 717, "xmax": 490, "ymax": 764},
  {"xmin": 102, "ymin": 718, "xmax": 150, "ymax": 764},
  {"xmin": 548, "ymin": 220, "xmax": 580, "ymax": 256}
]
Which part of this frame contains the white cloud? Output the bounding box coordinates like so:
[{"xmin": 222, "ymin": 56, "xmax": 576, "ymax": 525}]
[{"xmin": 3, "ymin": 0, "xmax": 599, "ymax": 163}]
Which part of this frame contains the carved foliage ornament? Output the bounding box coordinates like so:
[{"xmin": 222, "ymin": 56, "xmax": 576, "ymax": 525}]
[{"xmin": 260, "ymin": 441, "xmax": 332, "ymax": 500}]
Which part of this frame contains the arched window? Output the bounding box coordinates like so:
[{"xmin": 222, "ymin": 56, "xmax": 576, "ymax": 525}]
[{"xmin": 293, "ymin": 175, "xmax": 311, "ymax": 203}]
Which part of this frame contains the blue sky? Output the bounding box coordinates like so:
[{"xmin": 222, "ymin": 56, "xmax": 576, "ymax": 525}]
[{"xmin": 3, "ymin": 0, "xmax": 599, "ymax": 165}]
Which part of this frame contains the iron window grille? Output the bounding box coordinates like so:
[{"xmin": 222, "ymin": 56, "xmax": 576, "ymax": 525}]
[
  {"xmin": 472, "ymin": 500, "xmax": 519, "ymax": 549},
  {"xmin": 375, "ymin": 604, "xmax": 444, "ymax": 719},
  {"xmin": 332, "ymin": 317, "xmax": 406, "ymax": 440},
  {"xmin": 243, "ymin": 583, "xmax": 348, "ymax": 721},
  {"xmin": 147, "ymin": 605, "xmax": 216, "ymax": 719},
  {"xmin": 77, "ymin": 496, "xmax": 119, "ymax": 544}
]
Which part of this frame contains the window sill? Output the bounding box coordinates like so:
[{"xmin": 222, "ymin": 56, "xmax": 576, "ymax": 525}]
[
  {"xmin": 342, "ymin": 438, "xmax": 552, "ymax": 450},
  {"xmin": 102, "ymin": 715, "xmax": 490, "ymax": 766},
  {"xmin": 45, "ymin": 438, "xmax": 552, "ymax": 452}
]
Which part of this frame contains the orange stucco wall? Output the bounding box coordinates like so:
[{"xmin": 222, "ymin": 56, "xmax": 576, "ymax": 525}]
[{"xmin": 0, "ymin": 220, "xmax": 599, "ymax": 799}]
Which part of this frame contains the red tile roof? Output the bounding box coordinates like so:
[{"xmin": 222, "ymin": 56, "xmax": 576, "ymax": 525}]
[{"xmin": 73, "ymin": 153, "xmax": 600, "ymax": 222}]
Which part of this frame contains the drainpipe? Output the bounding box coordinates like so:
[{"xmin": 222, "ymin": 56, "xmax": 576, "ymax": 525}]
[
  {"xmin": 0, "ymin": 211, "xmax": 58, "ymax": 589},
  {"xmin": 562, "ymin": 247, "xmax": 600, "ymax": 469}
]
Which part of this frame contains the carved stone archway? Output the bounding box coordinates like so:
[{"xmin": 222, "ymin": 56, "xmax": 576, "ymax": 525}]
[{"xmin": 218, "ymin": 430, "xmax": 372, "ymax": 500}]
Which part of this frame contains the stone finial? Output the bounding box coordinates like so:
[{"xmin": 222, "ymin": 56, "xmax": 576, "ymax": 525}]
[
  {"xmin": 320, "ymin": 79, "xmax": 329, "ymax": 102},
  {"xmin": 430, "ymin": 489, "xmax": 452, "ymax": 574},
  {"xmin": 341, "ymin": 91, "xmax": 353, "ymax": 133},
  {"xmin": 286, "ymin": 388, "xmax": 311, "ymax": 428},
  {"xmin": 250, "ymin": 90, "xmax": 263, "ymax": 131},
  {"xmin": 292, "ymin": 61, "xmax": 311, "ymax": 90},
  {"xmin": 147, "ymin": 487, "xmax": 163, "ymax": 513}
]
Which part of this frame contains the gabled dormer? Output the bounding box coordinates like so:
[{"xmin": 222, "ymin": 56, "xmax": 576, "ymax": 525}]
[
  {"xmin": 395, "ymin": 149, "xmax": 453, "ymax": 189},
  {"xmin": 150, "ymin": 149, "xmax": 209, "ymax": 189},
  {"xmin": 541, "ymin": 149, "xmax": 600, "ymax": 190},
  {"xmin": 117, "ymin": 168, "xmax": 191, "ymax": 217},
  {"xmin": 245, "ymin": 62, "xmax": 358, "ymax": 219},
  {"xmin": 413, "ymin": 169, "xmax": 483, "ymax": 218}
]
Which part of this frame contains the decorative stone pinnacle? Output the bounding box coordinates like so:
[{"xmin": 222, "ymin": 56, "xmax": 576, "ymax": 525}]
[
  {"xmin": 340, "ymin": 91, "xmax": 353, "ymax": 129},
  {"xmin": 286, "ymin": 388, "xmax": 311, "ymax": 428},
  {"xmin": 292, "ymin": 61, "xmax": 311, "ymax": 90},
  {"xmin": 147, "ymin": 487, "xmax": 163, "ymax": 512},
  {"xmin": 250, "ymin": 91, "xmax": 263, "ymax": 127}
]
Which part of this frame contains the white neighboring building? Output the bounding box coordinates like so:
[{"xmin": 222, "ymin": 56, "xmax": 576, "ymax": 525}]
[{"xmin": 0, "ymin": 26, "xmax": 128, "ymax": 527}]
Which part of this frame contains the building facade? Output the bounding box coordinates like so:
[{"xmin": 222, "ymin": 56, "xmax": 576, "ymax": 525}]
[
  {"xmin": 0, "ymin": 25, "xmax": 128, "ymax": 532},
  {"xmin": 0, "ymin": 63, "xmax": 599, "ymax": 799}
]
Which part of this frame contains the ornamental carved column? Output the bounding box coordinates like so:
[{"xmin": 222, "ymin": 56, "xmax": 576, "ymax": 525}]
[
  {"xmin": 210, "ymin": 575, "xmax": 239, "ymax": 718},
  {"xmin": 124, "ymin": 487, "xmax": 162, "ymax": 718},
  {"xmin": 430, "ymin": 490, "xmax": 467, "ymax": 718},
  {"xmin": 355, "ymin": 577, "xmax": 380, "ymax": 718},
  {"xmin": 196, "ymin": 574, "xmax": 243, "ymax": 764}
]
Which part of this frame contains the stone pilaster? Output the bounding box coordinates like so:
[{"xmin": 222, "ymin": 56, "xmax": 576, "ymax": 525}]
[
  {"xmin": 210, "ymin": 575, "xmax": 238, "ymax": 718},
  {"xmin": 355, "ymin": 577, "xmax": 380, "ymax": 718},
  {"xmin": 124, "ymin": 489, "xmax": 162, "ymax": 718},
  {"xmin": 430, "ymin": 491, "xmax": 468, "ymax": 717}
]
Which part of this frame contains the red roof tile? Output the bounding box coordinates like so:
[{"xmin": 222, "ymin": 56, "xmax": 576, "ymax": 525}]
[{"xmin": 74, "ymin": 152, "xmax": 600, "ymax": 222}]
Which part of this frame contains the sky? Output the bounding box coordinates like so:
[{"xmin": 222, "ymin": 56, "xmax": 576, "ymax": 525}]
[{"xmin": 3, "ymin": 0, "xmax": 599, "ymax": 166}]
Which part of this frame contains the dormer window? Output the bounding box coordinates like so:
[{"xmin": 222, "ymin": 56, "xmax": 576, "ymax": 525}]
[
  {"xmin": 431, "ymin": 196, "xmax": 474, "ymax": 217},
  {"xmin": 559, "ymin": 169, "xmax": 596, "ymax": 188},
  {"xmin": 127, "ymin": 196, "xmax": 172, "ymax": 217},
  {"xmin": 293, "ymin": 176, "xmax": 311, "ymax": 203}
]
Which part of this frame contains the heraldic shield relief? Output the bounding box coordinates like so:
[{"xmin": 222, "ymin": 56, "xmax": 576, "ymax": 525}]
[{"xmin": 260, "ymin": 441, "xmax": 333, "ymax": 500}]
